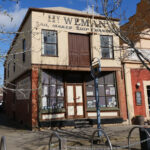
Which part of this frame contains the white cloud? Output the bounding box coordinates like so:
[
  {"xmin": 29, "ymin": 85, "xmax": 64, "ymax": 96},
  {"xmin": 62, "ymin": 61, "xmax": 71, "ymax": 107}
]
[
  {"xmin": 83, "ymin": 5, "xmax": 98, "ymax": 14},
  {"xmin": 0, "ymin": 4, "xmax": 27, "ymax": 31}
]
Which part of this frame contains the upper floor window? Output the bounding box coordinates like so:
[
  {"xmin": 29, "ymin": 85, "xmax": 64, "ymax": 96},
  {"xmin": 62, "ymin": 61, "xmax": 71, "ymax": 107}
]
[
  {"xmin": 13, "ymin": 54, "xmax": 15, "ymax": 72},
  {"xmin": 7, "ymin": 63, "xmax": 9, "ymax": 78},
  {"xmin": 22, "ymin": 39, "xmax": 26, "ymax": 62},
  {"xmin": 100, "ymin": 35, "xmax": 113, "ymax": 59},
  {"xmin": 42, "ymin": 30, "xmax": 57, "ymax": 56}
]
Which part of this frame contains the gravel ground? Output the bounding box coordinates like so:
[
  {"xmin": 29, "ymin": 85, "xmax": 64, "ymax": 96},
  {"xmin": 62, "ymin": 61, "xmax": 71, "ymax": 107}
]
[{"xmin": 0, "ymin": 113, "xmax": 146, "ymax": 150}]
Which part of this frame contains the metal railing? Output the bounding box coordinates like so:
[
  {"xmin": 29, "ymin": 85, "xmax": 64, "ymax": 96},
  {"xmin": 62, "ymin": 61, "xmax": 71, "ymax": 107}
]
[
  {"xmin": 0, "ymin": 136, "xmax": 6, "ymax": 150},
  {"xmin": 91, "ymin": 129, "xmax": 112, "ymax": 150},
  {"xmin": 49, "ymin": 131, "xmax": 65, "ymax": 150},
  {"xmin": 127, "ymin": 126, "xmax": 150, "ymax": 150}
]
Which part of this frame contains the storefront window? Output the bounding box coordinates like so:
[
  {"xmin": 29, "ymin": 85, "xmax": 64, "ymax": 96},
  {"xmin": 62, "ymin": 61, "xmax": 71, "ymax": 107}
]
[
  {"xmin": 41, "ymin": 71, "xmax": 64, "ymax": 110},
  {"xmin": 86, "ymin": 72, "xmax": 117, "ymax": 109}
]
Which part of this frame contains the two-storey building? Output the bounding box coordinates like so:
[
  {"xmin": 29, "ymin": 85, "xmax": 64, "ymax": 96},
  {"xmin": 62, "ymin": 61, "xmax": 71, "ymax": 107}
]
[
  {"xmin": 4, "ymin": 7, "xmax": 127, "ymax": 129},
  {"xmin": 121, "ymin": 0, "xmax": 150, "ymax": 123}
]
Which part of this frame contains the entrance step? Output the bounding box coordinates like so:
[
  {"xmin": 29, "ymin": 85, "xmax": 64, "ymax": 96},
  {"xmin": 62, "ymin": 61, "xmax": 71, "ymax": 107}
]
[{"xmin": 74, "ymin": 119, "xmax": 92, "ymax": 128}]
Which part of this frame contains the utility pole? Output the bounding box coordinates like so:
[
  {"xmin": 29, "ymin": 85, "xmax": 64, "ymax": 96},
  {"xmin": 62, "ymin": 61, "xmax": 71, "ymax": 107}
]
[{"xmin": 91, "ymin": 58, "xmax": 101, "ymax": 137}]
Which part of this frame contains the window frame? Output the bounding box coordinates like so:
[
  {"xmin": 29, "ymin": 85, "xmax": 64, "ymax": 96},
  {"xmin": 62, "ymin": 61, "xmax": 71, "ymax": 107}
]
[
  {"xmin": 41, "ymin": 72, "xmax": 64, "ymax": 111},
  {"xmin": 100, "ymin": 35, "xmax": 114, "ymax": 59},
  {"xmin": 41, "ymin": 30, "xmax": 58, "ymax": 57},
  {"xmin": 86, "ymin": 72, "xmax": 118, "ymax": 109},
  {"xmin": 22, "ymin": 39, "xmax": 26, "ymax": 63},
  {"xmin": 13, "ymin": 54, "xmax": 15, "ymax": 72},
  {"xmin": 7, "ymin": 63, "xmax": 9, "ymax": 78}
]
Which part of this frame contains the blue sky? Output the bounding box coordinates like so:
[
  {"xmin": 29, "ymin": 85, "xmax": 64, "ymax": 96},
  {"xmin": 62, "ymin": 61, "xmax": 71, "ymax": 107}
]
[{"xmin": 0, "ymin": 0, "xmax": 141, "ymax": 85}]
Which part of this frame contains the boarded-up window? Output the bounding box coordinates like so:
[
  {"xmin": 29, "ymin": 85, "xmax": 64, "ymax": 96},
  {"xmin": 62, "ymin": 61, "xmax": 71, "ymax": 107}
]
[{"xmin": 69, "ymin": 34, "xmax": 90, "ymax": 67}]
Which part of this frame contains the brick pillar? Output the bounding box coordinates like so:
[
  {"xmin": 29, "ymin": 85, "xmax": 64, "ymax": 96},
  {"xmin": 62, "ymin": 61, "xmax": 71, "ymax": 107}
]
[
  {"xmin": 116, "ymin": 70, "xmax": 128, "ymax": 120},
  {"xmin": 31, "ymin": 67, "xmax": 39, "ymax": 128}
]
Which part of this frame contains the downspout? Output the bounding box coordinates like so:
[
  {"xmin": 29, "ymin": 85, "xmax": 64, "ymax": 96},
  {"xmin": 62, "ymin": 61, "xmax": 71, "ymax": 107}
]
[{"xmin": 122, "ymin": 61, "xmax": 131, "ymax": 124}]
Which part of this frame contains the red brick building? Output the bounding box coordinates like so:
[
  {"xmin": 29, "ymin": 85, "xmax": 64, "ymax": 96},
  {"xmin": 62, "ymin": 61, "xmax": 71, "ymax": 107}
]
[{"xmin": 121, "ymin": 0, "xmax": 150, "ymax": 123}]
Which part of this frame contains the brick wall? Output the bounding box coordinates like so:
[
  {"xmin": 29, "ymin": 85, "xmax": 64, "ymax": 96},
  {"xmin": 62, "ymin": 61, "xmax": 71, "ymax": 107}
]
[
  {"xmin": 131, "ymin": 69, "xmax": 150, "ymax": 117},
  {"xmin": 31, "ymin": 66, "xmax": 39, "ymax": 128},
  {"xmin": 116, "ymin": 70, "xmax": 128, "ymax": 120}
]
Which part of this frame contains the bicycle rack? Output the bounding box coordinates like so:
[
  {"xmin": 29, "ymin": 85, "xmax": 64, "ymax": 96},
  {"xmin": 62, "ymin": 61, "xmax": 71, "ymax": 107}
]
[
  {"xmin": 0, "ymin": 136, "xmax": 6, "ymax": 150},
  {"xmin": 49, "ymin": 131, "xmax": 63, "ymax": 150},
  {"xmin": 128, "ymin": 126, "xmax": 150, "ymax": 150},
  {"xmin": 91, "ymin": 129, "xmax": 113, "ymax": 150}
]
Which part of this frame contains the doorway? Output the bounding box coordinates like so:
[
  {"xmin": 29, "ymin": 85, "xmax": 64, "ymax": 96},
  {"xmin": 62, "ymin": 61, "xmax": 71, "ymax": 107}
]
[
  {"xmin": 147, "ymin": 86, "xmax": 150, "ymax": 111},
  {"xmin": 66, "ymin": 84, "xmax": 84, "ymax": 119}
]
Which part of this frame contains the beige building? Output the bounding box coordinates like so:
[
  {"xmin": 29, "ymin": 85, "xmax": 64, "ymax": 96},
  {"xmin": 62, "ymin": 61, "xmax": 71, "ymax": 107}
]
[{"xmin": 4, "ymin": 7, "xmax": 127, "ymax": 128}]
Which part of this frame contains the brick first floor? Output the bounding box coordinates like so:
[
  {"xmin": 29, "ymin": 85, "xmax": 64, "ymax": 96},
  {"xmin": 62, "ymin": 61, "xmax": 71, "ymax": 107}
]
[
  {"xmin": 4, "ymin": 66, "xmax": 127, "ymax": 129},
  {"xmin": 124, "ymin": 63, "xmax": 150, "ymax": 123}
]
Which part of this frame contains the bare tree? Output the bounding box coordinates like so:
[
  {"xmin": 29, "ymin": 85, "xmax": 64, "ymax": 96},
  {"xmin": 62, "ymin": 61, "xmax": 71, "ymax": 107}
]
[{"xmin": 98, "ymin": 0, "xmax": 150, "ymax": 70}]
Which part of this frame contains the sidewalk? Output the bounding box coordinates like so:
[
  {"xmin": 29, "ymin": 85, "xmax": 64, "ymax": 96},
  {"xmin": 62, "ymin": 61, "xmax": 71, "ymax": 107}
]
[{"xmin": 0, "ymin": 113, "xmax": 145, "ymax": 149}]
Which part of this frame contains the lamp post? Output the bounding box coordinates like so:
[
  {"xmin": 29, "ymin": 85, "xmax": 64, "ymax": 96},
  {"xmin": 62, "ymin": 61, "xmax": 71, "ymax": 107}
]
[{"xmin": 91, "ymin": 57, "xmax": 101, "ymax": 137}]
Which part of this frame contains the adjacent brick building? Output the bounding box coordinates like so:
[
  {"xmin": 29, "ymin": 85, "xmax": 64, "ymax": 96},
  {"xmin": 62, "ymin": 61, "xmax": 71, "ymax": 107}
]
[{"xmin": 121, "ymin": 0, "xmax": 150, "ymax": 123}]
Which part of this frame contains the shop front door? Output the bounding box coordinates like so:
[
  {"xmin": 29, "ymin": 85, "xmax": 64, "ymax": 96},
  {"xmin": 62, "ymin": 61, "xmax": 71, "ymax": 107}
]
[{"xmin": 66, "ymin": 85, "xmax": 84, "ymax": 119}]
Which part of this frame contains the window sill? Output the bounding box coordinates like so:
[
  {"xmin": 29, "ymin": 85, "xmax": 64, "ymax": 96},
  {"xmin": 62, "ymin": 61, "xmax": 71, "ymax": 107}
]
[
  {"xmin": 87, "ymin": 107, "xmax": 119, "ymax": 112},
  {"xmin": 41, "ymin": 108, "xmax": 65, "ymax": 113},
  {"xmin": 101, "ymin": 58, "xmax": 115, "ymax": 60},
  {"xmin": 41, "ymin": 55, "xmax": 58, "ymax": 57}
]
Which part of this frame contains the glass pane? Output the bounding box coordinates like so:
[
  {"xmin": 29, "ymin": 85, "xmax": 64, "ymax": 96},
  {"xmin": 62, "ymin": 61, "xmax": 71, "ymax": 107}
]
[
  {"xmin": 86, "ymin": 85, "xmax": 95, "ymax": 96},
  {"xmin": 42, "ymin": 96, "xmax": 48, "ymax": 109},
  {"xmin": 99, "ymin": 76, "xmax": 104, "ymax": 84},
  {"xmin": 47, "ymin": 31, "xmax": 56, "ymax": 43},
  {"xmin": 42, "ymin": 71, "xmax": 49, "ymax": 84},
  {"xmin": 98, "ymin": 85, "xmax": 105, "ymax": 96},
  {"xmin": 106, "ymin": 96, "xmax": 117, "ymax": 107},
  {"xmin": 42, "ymin": 85, "xmax": 48, "ymax": 96},
  {"xmin": 102, "ymin": 47, "xmax": 111, "ymax": 58},
  {"xmin": 105, "ymin": 85, "xmax": 116, "ymax": 96},
  {"xmin": 49, "ymin": 98, "xmax": 57, "ymax": 109},
  {"xmin": 50, "ymin": 74, "xmax": 56, "ymax": 84},
  {"xmin": 106, "ymin": 86, "xmax": 116, "ymax": 96},
  {"xmin": 101, "ymin": 36, "xmax": 109, "ymax": 47},
  {"xmin": 101, "ymin": 36, "xmax": 112, "ymax": 47},
  {"xmin": 99, "ymin": 97, "xmax": 106, "ymax": 107},
  {"xmin": 57, "ymin": 75, "xmax": 63, "ymax": 85},
  {"xmin": 57, "ymin": 98, "xmax": 64, "ymax": 108},
  {"xmin": 44, "ymin": 44, "xmax": 57, "ymax": 56},
  {"xmin": 105, "ymin": 73, "xmax": 114, "ymax": 84},
  {"xmin": 57, "ymin": 86, "xmax": 64, "ymax": 97},
  {"xmin": 87, "ymin": 97, "xmax": 96, "ymax": 108},
  {"xmin": 49, "ymin": 85, "xmax": 56, "ymax": 97}
]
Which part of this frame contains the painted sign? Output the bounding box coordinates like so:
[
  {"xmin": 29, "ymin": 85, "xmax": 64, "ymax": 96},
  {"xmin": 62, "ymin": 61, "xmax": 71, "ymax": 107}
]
[{"xmin": 36, "ymin": 13, "xmax": 111, "ymax": 33}]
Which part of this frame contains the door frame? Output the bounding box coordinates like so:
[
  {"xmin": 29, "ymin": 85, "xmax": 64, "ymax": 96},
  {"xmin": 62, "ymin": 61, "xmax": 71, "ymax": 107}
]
[
  {"xmin": 65, "ymin": 83, "xmax": 85, "ymax": 119},
  {"xmin": 143, "ymin": 81, "xmax": 150, "ymax": 119}
]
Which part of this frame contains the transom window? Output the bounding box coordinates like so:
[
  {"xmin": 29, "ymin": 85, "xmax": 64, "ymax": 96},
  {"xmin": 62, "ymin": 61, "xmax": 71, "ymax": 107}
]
[
  {"xmin": 42, "ymin": 30, "xmax": 57, "ymax": 56},
  {"xmin": 100, "ymin": 35, "xmax": 113, "ymax": 59},
  {"xmin": 86, "ymin": 72, "xmax": 117, "ymax": 109}
]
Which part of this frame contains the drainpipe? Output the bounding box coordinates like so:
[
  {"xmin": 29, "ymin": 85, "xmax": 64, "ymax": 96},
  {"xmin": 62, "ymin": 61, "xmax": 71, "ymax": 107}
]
[{"xmin": 122, "ymin": 61, "xmax": 131, "ymax": 124}]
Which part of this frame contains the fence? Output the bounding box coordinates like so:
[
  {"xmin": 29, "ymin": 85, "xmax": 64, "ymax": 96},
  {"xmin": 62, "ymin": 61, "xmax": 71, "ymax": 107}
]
[
  {"xmin": 1, "ymin": 126, "xmax": 150, "ymax": 150},
  {"xmin": 0, "ymin": 136, "xmax": 6, "ymax": 150},
  {"xmin": 49, "ymin": 126, "xmax": 150, "ymax": 150}
]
